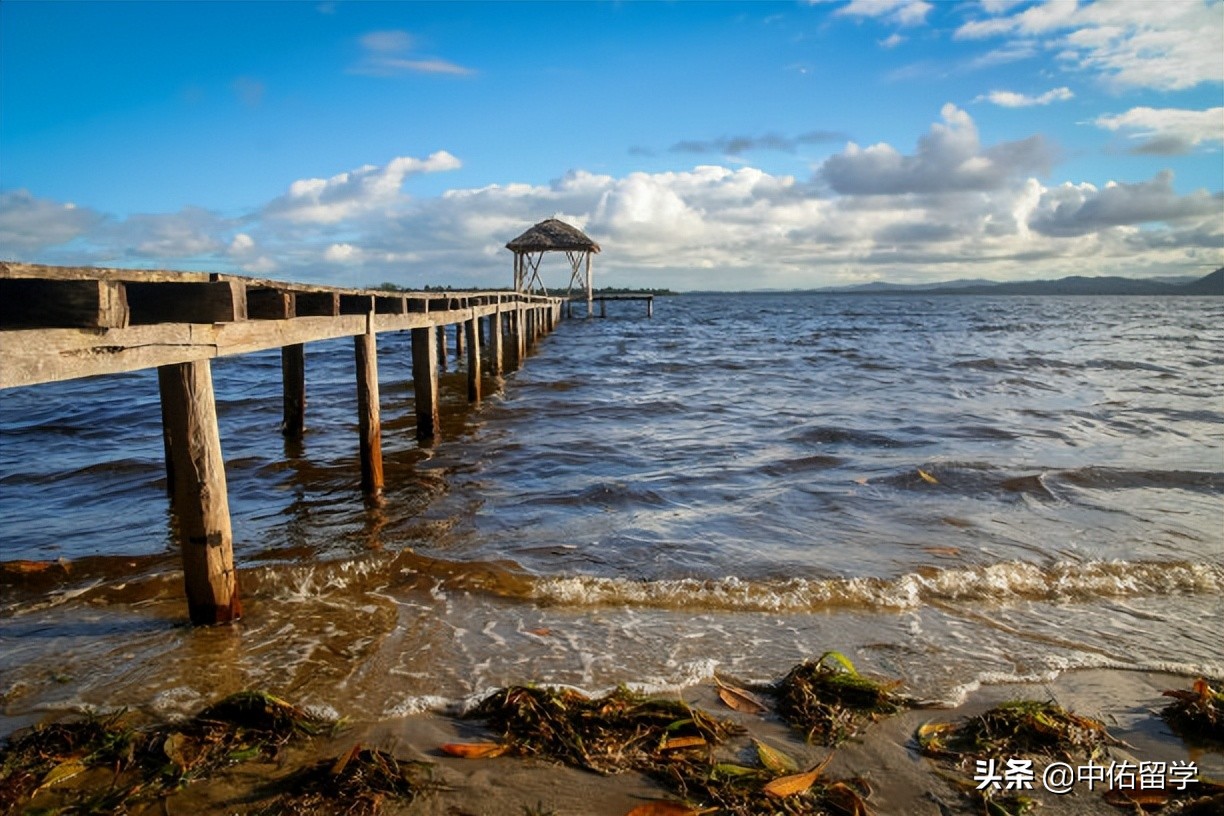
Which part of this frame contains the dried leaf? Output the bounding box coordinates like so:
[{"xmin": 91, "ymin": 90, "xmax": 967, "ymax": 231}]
[
  {"xmin": 717, "ymin": 686, "xmax": 766, "ymax": 715},
  {"xmin": 1103, "ymin": 788, "xmax": 1172, "ymax": 807},
  {"xmin": 439, "ymin": 742, "xmax": 507, "ymax": 759},
  {"xmin": 918, "ymin": 469, "xmax": 939, "ymax": 485},
  {"xmin": 163, "ymin": 732, "xmax": 190, "ymax": 770},
  {"xmin": 625, "ymin": 802, "xmax": 702, "ymax": 816},
  {"xmin": 754, "ymin": 739, "xmax": 799, "ymax": 774},
  {"xmin": 526, "ymin": 628, "xmax": 553, "ymax": 637},
  {"xmin": 331, "ymin": 742, "xmax": 362, "ymax": 775},
  {"xmin": 923, "ymin": 546, "xmax": 961, "ymax": 557},
  {"xmin": 661, "ymin": 735, "xmax": 707, "ymax": 751},
  {"xmin": 763, "ymin": 755, "xmax": 831, "ymax": 798},
  {"xmin": 826, "ymin": 780, "xmax": 870, "ymax": 816},
  {"xmin": 35, "ymin": 758, "xmax": 88, "ymax": 793}
]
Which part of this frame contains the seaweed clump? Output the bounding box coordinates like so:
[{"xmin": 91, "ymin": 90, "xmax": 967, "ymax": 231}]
[
  {"xmin": 917, "ymin": 699, "xmax": 1120, "ymax": 764},
  {"xmin": 0, "ymin": 690, "xmax": 429, "ymax": 815},
  {"xmin": 258, "ymin": 744, "xmax": 436, "ymax": 816},
  {"xmin": 460, "ymin": 684, "xmax": 876, "ymax": 816},
  {"xmin": 1160, "ymin": 678, "xmax": 1224, "ymax": 745},
  {"xmin": 772, "ymin": 652, "xmax": 907, "ymax": 745},
  {"xmin": 469, "ymin": 684, "xmax": 739, "ymax": 775}
]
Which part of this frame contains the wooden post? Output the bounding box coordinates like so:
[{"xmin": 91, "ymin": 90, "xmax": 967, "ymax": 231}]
[
  {"xmin": 455, "ymin": 321, "xmax": 465, "ymax": 358},
  {"xmin": 600, "ymin": 299, "xmax": 607, "ymax": 318},
  {"xmin": 648, "ymin": 297, "xmax": 654, "ymax": 318},
  {"xmin": 354, "ymin": 321, "xmax": 383, "ymax": 500},
  {"xmin": 585, "ymin": 252, "xmax": 593, "ymax": 318},
  {"xmin": 281, "ymin": 343, "xmax": 305, "ymax": 438},
  {"xmin": 521, "ymin": 305, "xmax": 531, "ymax": 357},
  {"xmin": 466, "ymin": 314, "xmax": 481, "ymax": 402},
  {"xmin": 436, "ymin": 325, "xmax": 448, "ymax": 370},
  {"xmin": 412, "ymin": 326, "xmax": 440, "ymax": 440},
  {"xmin": 158, "ymin": 360, "xmax": 241, "ymax": 625},
  {"xmin": 491, "ymin": 308, "xmax": 504, "ymax": 376}
]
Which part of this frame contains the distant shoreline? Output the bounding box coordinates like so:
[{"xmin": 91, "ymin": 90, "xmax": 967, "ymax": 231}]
[{"xmin": 680, "ymin": 267, "xmax": 1223, "ymax": 297}]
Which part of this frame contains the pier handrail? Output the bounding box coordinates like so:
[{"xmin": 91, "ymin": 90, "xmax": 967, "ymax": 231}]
[{"xmin": 0, "ymin": 261, "xmax": 560, "ymax": 389}]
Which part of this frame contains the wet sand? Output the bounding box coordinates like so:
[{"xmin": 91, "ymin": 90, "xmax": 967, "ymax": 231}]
[{"xmin": 43, "ymin": 667, "xmax": 1214, "ymax": 816}]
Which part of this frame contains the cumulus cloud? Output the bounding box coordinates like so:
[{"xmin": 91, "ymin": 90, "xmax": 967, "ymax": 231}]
[
  {"xmin": 976, "ymin": 87, "xmax": 1074, "ymax": 108},
  {"xmin": 264, "ymin": 151, "xmax": 462, "ymax": 224},
  {"xmin": 350, "ymin": 28, "xmax": 475, "ymax": 76},
  {"xmin": 1094, "ymin": 106, "xmax": 1224, "ymax": 156},
  {"xmin": 955, "ymin": 0, "xmax": 1223, "ymax": 91},
  {"xmin": 1029, "ymin": 170, "xmax": 1222, "ymax": 237},
  {"xmin": 820, "ymin": 103, "xmax": 1055, "ymax": 194},
  {"xmin": 0, "ymin": 189, "xmax": 105, "ymax": 252}
]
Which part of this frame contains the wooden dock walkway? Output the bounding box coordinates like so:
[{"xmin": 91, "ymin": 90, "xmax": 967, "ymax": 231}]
[{"xmin": 0, "ymin": 261, "xmax": 565, "ymax": 624}]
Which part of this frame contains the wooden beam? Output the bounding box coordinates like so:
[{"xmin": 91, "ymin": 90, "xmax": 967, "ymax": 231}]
[
  {"xmin": 354, "ymin": 323, "xmax": 383, "ymax": 499},
  {"xmin": 0, "ymin": 279, "xmax": 130, "ymax": 329},
  {"xmin": 248, "ymin": 288, "xmax": 295, "ymax": 320},
  {"xmin": 281, "ymin": 343, "xmax": 305, "ymax": 438},
  {"xmin": 126, "ymin": 281, "xmax": 246, "ymax": 324},
  {"xmin": 411, "ymin": 326, "xmax": 440, "ymax": 440},
  {"xmin": 157, "ymin": 360, "xmax": 241, "ymax": 625},
  {"xmin": 296, "ymin": 291, "xmax": 340, "ymax": 317}
]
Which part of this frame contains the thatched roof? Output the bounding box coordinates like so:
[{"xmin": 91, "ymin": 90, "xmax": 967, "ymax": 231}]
[{"xmin": 506, "ymin": 218, "xmax": 601, "ymax": 253}]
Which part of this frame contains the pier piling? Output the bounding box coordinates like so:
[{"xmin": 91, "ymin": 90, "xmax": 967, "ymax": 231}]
[
  {"xmin": 354, "ymin": 321, "xmax": 384, "ymax": 500},
  {"xmin": 157, "ymin": 359, "xmax": 241, "ymax": 625},
  {"xmin": 412, "ymin": 325, "xmax": 440, "ymax": 440}
]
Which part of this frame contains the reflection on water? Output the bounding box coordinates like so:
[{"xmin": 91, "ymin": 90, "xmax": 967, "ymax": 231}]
[{"xmin": 2, "ymin": 294, "xmax": 1222, "ymax": 729}]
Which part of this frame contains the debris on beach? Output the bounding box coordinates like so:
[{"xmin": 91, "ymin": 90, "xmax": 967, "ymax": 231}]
[
  {"xmin": 466, "ymin": 684, "xmax": 739, "ymax": 775},
  {"xmin": 460, "ymin": 684, "xmax": 875, "ymax": 815},
  {"xmin": 1160, "ymin": 678, "xmax": 1224, "ymax": 744},
  {"xmin": 771, "ymin": 651, "xmax": 908, "ymax": 745},
  {"xmin": 918, "ymin": 700, "xmax": 1121, "ymax": 816},
  {"xmin": 916, "ymin": 699, "xmax": 1120, "ymax": 763},
  {"xmin": 0, "ymin": 689, "xmax": 345, "ymax": 814},
  {"xmin": 258, "ymin": 743, "xmax": 437, "ymax": 816}
]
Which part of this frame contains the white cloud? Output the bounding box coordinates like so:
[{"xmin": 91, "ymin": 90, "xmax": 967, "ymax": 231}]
[
  {"xmin": 955, "ymin": 0, "xmax": 1223, "ymax": 91},
  {"xmin": 879, "ymin": 32, "xmax": 906, "ymax": 48},
  {"xmin": 976, "ymin": 86, "xmax": 1074, "ymax": 107},
  {"xmin": 1094, "ymin": 106, "xmax": 1224, "ymax": 155},
  {"xmin": 838, "ymin": 0, "xmax": 933, "ymax": 27},
  {"xmin": 323, "ymin": 242, "xmax": 361, "ymax": 263},
  {"xmin": 351, "ymin": 29, "xmax": 475, "ymax": 76},
  {"xmin": 0, "ymin": 189, "xmax": 104, "ymax": 251},
  {"xmin": 820, "ymin": 103, "xmax": 1055, "ymax": 194},
  {"xmin": 264, "ymin": 151, "xmax": 462, "ymax": 224},
  {"xmin": 1029, "ymin": 170, "xmax": 1222, "ymax": 237}
]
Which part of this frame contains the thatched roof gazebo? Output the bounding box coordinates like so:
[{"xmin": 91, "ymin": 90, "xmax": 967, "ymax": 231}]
[{"xmin": 506, "ymin": 218, "xmax": 600, "ymax": 314}]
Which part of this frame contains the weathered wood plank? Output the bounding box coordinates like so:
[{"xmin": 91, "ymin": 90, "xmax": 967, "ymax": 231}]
[
  {"xmin": 0, "ymin": 278, "xmax": 130, "ymax": 329},
  {"xmin": 1, "ymin": 296, "xmax": 556, "ymax": 389},
  {"xmin": 157, "ymin": 359, "xmax": 241, "ymax": 625}
]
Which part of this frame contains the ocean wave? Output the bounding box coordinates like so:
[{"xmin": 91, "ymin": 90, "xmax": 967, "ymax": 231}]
[{"xmin": 525, "ymin": 560, "xmax": 1224, "ymax": 613}]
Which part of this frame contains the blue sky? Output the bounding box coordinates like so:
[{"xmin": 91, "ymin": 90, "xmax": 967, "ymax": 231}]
[{"xmin": 1, "ymin": 0, "xmax": 1221, "ymax": 290}]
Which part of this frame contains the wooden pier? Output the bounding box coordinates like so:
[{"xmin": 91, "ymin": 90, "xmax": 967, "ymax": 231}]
[{"xmin": 0, "ymin": 261, "xmax": 565, "ymax": 625}]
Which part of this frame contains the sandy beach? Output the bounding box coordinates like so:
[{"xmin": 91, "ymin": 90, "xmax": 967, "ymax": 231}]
[{"xmin": 12, "ymin": 667, "xmax": 1216, "ymax": 815}]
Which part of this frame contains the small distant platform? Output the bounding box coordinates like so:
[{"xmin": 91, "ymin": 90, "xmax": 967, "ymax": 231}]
[{"xmin": 568, "ymin": 294, "xmax": 654, "ymax": 318}]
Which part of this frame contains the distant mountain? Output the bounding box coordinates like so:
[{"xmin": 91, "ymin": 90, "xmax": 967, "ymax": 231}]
[{"xmin": 819, "ymin": 268, "xmax": 1222, "ymax": 296}]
